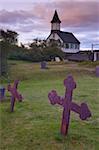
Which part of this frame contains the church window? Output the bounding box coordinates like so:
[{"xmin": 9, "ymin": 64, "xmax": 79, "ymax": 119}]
[
  {"xmin": 65, "ymin": 43, "xmax": 69, "ymax": 49},
  {"xmin": 70, "ymin": 43, "xmax": 74, "ymax": 49}
]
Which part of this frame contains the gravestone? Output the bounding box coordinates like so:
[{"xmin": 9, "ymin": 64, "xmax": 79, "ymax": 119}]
[
  {"xmin": 41, "ymin": 61, "xmax": 47, "ymax": 69},
  {"xmin": 95, "ymin": 66, "xmax": 99, "ymax": 77},
  {"xmin": 48, "ymin": 75, "xmax": 91, "ymax": 136},
  {"xmin": 8, "ymin": 80, "xmax": 23, "ymax": 112},
  {"xmin": 0, "ymin": 85, "xmax": 5, "ymax": 101}
]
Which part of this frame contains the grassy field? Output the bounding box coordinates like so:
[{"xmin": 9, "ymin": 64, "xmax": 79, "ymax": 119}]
[{"xmin": 0, "ymin": 60, "xmax": 99, "ymax": 150}]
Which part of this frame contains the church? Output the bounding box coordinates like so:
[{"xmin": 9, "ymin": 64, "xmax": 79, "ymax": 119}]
[
  {"xmin": 46, "ymin": 10, "xmax": 99, "ymax": 61},
  {"xmin": 46, "ymin": 10, "xmax": 80, "ymax": 53}
]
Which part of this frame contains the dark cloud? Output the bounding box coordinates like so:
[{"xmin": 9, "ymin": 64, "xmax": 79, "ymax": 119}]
[
  {"xmin": 0, "ymin": 2, "xmax": 51, "ymax": 25},
  {"xmin": 0, "ymin": 9, "xmax": 39, "ymax": 24}
]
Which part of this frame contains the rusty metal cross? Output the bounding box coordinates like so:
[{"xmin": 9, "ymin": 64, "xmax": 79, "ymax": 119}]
[
  {"xmin": 8, "ymin": 80, "xmax": 23, "ymax": 112},
  {"xmin": 48, "ymin": 75, "xmax": 91, "ymax": 136}
]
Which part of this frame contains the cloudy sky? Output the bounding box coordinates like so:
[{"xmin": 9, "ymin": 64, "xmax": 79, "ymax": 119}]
[{"xmin": 0, "ymin": 0, "xmax": 99, "ymax": 49}]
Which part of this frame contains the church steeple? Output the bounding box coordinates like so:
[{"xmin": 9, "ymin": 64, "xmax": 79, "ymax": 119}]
[
  {"xmin": 51, "ymin": 10, "xmax": 61, "ymax": 31},
  {"xmin": 51, "ymin": 10, "xmax": 61, "ymax": 23}
]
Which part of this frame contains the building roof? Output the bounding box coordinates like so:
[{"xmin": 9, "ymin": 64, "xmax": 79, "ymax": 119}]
[
  {"xmin": 52, "ymin": 30, "xmax": 80, "ymax": 44},
  {"xmin": 51, "ymin": 10, "xmax": 61, "ymax": 23}
]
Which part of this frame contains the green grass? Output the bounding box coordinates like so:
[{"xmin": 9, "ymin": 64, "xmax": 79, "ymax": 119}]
[
  {"xmin": 0, "ymin": 60, "xmax": 99, "ymax": 150},
  {"xmin": 79, "ymin": 61, "xmax": 99, "ymax": 68}
]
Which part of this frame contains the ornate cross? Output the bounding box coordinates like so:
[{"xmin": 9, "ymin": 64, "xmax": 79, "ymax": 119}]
[
  {"xmin": 7, "ymin": 80, "xmax": 23, "ymax": 112},
  {"xmin": 48, "ymin": 75, "xmax": 91, "ymax": 136}
]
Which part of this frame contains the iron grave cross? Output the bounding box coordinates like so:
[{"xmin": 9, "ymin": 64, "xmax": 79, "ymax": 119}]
[
  {"xmin": 8, "ymin": 80, "xmax": 23, "ymax": 112},
  {"xmin": 48, "ymin": 75, "xmax": 91, "ymax": 136}
]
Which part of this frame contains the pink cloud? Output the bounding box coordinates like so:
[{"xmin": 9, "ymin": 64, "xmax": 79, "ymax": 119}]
[
  {"xmin": 55, "ymin": 1, "xmax": 99, "ymax": 28},
  {"xmin": 0, "ymin": 1, "xmax": 98, "ymax": 29},
  {"xmin": 0, "ymin": 0, "xmax": 99, "ymax": 48}
]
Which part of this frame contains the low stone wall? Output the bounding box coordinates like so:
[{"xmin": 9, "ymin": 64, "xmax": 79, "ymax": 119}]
[{"xmin": 64, "ymin": 51, "xmax": 93, "ymax": 61}]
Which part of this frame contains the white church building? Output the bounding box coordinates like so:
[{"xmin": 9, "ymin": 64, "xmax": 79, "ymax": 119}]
[
  {"xmin": 46, "ymin": 10, "xmax": 80, "ymax": 53},
  {"xmin": 46, "ymin": 10, "xmax": 99, "ymax": 61}
]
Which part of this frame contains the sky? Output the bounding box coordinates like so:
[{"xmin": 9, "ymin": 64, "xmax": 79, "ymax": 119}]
[{"xmin": 0, "ymin": 0, "xmax": 99, "ymax": 50}]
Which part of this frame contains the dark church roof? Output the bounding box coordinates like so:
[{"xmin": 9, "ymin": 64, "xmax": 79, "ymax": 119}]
[
  {"xmin": 51, "ymin": 10, "xmax": 61, "ymax": 23},
  {"xmin": 51, "ymin": 30, "xmax": 80, "ymax": 44}
]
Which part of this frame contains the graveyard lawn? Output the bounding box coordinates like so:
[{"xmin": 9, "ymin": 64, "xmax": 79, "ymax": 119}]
[{"xmin": 0, "ymin": 60, "xmax": 99, "ymax": 150}]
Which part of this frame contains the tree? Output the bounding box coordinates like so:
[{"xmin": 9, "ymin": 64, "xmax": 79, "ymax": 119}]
[
  {"xmin": 28, "ymin": 38, "xmax": 65, "ymax": 61},
  {"xmin": 43, "ymin": 39, "xmax": 65, "ymax": 61},
  {"xmin": 29, "ymin": 38, "xmax": 46, "ymax": 49},
  {"xmin": 0, "ymin": 29, "xmax": 18, "ymax": 45},
  {"xmin": 0, "ymin": 29, "xmax": 18, "ymax": 76}
]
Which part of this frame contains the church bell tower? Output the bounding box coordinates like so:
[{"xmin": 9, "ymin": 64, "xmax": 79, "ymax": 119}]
[{"xmin": 51, "ymin": 10, "xmax": 61, "ymax": 32}]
